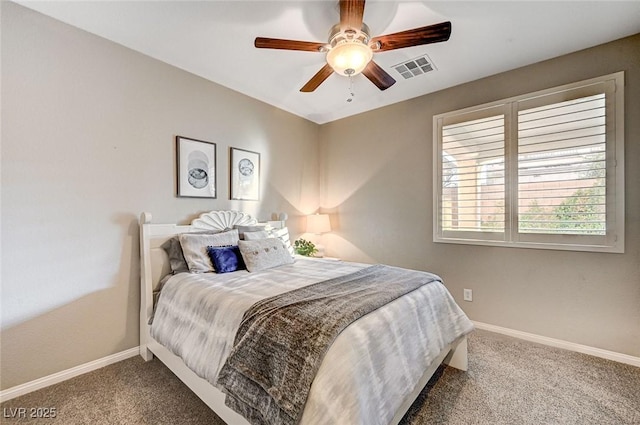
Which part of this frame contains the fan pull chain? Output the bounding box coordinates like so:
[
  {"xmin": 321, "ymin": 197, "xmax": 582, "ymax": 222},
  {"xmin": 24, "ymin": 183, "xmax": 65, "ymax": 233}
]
[{"xmin": 346, "ymin": 74, "xmax": 355, "ymax": 103}]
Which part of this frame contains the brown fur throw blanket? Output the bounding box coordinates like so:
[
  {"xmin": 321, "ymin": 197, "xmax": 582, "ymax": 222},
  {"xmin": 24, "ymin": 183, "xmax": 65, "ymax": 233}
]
[{"xmin": 217, "ymin": 264, "xmax": 439, "ymax": 425}]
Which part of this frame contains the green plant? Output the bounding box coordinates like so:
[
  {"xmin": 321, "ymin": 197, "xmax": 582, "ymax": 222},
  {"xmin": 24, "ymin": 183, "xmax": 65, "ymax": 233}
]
[{"xmin": 294, "ymin": 239, "xmax": 317, "ymax": 257}]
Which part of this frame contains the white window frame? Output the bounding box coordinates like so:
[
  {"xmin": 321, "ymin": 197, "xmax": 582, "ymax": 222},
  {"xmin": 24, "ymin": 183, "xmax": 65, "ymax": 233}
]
[{"xmin": 433, "ymin": 72, "xmax": 624, "ymax": 253}]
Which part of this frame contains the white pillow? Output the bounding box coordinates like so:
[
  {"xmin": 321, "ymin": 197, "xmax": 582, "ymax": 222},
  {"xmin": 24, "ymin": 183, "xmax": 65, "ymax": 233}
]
[
  {"xmin": 243, "ymin": 230, "xmax": 271, "ymax": 241},
  {"xmin": 238, "ymin": 238, "xmax": 294, "ymax": 272},
  {"xmin": 179, "ymin": 229, "xmax": 239, "ymax": 273},
  {"xmin": 269, "ymin": 227, "xmax": 295, "ymax": 258},
  {"xmin": 235, "ymin": 224, "xmax": 267, "ymax": 239}
]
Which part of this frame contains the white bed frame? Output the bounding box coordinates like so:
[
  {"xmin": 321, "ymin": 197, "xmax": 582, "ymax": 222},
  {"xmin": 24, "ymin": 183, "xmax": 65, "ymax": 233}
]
[{"xmin": 139, "ymin": 210, "xmax": 468, "ymax": 425}]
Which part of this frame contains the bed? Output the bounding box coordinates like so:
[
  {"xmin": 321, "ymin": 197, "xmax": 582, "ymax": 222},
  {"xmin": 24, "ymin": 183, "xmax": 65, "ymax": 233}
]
[{"xmin": 139, "ymin": 210, "xmax": 473, "ymax": 425}]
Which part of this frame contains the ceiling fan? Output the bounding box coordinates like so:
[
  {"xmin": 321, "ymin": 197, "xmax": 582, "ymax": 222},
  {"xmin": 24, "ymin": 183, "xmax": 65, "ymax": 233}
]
[{"xmin": 254, "ymin": 0, "xmax": 451, "ymax": 92}]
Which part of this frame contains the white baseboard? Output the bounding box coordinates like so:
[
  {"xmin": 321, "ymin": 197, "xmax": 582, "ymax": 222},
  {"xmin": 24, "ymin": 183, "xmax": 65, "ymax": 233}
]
[
  {"xmin": 3, "ymin": 324, "xmax": 638, "ymax": 402},
  {"xmin": 473, "ymin": 321, "xmax": 640, "ymax": 368},
  {"xmin": 0, "ymin": 347, "xmax": 139, "ymax": 402}
]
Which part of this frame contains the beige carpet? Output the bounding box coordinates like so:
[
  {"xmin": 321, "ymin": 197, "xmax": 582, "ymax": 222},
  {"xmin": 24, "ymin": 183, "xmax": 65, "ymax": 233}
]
[{"xmin": 2, "ymin": 329, "xmax": 639, "ymax": 424}]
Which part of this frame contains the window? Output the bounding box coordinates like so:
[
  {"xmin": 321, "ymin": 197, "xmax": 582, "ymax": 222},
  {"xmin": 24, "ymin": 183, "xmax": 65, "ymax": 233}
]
[{"xmin": 433, "ymin": 72, "xmax": 624, "ymax": 253}]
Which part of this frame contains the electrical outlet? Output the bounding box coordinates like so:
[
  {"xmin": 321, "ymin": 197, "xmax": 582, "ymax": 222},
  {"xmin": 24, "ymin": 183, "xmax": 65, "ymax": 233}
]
[{"xmin": 463, "ymin": 289, "xmax": 473, "ymax": 302}]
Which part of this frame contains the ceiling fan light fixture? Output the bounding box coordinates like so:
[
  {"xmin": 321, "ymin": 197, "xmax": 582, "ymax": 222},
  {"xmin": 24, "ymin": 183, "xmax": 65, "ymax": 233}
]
[
  {"xmin": 326, "ymin": 40, "xmax": 373, "ymax": 76},
  {"xmin": 255, "ymin": 1, "xmax": 451, "ymax": 93},
  {"xmin": 326, "ymin": 23, "xmax": 372, "ymax": 76}
]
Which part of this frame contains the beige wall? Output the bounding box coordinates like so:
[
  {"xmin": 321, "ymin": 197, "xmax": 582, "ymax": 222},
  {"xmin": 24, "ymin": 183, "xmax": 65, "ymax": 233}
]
[
  {"xmin": 0, "ymin": 2, "xmax": 320, "ymax": 390},
  {"xmin": 319, "ymin": 34, "xmax": 640, "ymax": 357}
]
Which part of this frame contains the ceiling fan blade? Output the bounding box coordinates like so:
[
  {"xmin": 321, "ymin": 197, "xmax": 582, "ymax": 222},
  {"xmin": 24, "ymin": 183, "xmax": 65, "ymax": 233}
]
[
  {"xmin": 300, "ymin": 64, "xmax": 334, "ymax": 92},
  {"xmin": 362, "ymin": 60, "xmax": 396, "ymax": 91},
  {"xmin": 340, "ymin": 0, "xmax": 365, "ymax": 31},
  {"xmin": 255, "ymin": 37, "xmax": 326, "ymax": 52},
  {"xmin": 370, "ymin": 21, "xmax": 452, "ymax": 52}
]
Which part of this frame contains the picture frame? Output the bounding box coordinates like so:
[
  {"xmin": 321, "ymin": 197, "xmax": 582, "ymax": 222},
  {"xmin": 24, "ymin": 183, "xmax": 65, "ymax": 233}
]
[
  {"xmin": 230, "ymin": 147, "xmax": 260, "ymax": 201},
  {"xmin": 176, "ymin": 136, "xmax": 217, "ymax": 198}
]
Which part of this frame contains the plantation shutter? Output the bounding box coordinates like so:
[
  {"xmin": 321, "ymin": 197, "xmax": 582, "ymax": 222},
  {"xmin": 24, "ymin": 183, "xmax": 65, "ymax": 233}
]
[
  {"xmin": 434, "ymin": 72, "xmax": 623, "ymax": 252},
  {"xmin": 517, "ymin": 93, "xmax": 606, "ymax": 235},
  {"xmin": 436, "ymin": 106, "xmax": 507, "ymax": 242}
]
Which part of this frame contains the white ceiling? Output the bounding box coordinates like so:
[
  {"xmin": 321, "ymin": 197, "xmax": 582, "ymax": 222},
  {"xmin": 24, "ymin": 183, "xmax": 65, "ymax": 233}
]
[{"xmin": 16, "ymin": 1, "xmax": 640, "ymax": 124}]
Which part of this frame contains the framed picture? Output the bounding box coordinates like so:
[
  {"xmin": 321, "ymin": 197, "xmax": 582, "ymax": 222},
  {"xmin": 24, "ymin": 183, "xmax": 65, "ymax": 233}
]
[
  {"xmin": 176, "ymin": 136, "xmax": 216, "ymax": 198},
  {"xmin": 230, "ymin": 147, "xmax": 260, "ymax": 201}
]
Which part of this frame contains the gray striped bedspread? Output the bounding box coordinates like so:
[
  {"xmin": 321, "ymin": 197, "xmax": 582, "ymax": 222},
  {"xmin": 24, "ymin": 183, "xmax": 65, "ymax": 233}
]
[{"xmin": 151, "ymin": 257, "xmax": 474, "ymax": 425}]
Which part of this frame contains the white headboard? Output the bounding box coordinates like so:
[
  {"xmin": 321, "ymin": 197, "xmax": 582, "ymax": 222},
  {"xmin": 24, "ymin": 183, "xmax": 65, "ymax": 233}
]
[
  {"xmin": 191, "ymin": 210, "xmax": 258, "ymax": 232},
  {"xmin": 139, "ymin": 210, "xmax": 259, "ymax": 357}
]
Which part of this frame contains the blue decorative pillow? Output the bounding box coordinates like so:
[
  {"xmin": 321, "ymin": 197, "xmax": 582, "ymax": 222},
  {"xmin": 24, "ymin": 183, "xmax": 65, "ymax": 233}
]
[{"xmin": 206, "ymin": 245, "xmax": 245, "ymax": 273}]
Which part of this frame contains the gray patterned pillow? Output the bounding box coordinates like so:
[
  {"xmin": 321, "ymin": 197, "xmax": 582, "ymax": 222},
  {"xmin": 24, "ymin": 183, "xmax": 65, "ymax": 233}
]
[
  {"xmin": 179, "ymin": 229, "xmax": 239, "ymax": 273},
  {"xmin": 238, "ymin": 238, "xmax": 294, "ymax": 272}
]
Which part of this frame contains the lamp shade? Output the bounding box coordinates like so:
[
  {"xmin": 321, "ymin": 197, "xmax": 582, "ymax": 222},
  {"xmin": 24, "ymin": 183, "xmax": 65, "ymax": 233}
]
[{"xmin": 306, "ymin": 214, "xmax": 331, "ymax": 234}]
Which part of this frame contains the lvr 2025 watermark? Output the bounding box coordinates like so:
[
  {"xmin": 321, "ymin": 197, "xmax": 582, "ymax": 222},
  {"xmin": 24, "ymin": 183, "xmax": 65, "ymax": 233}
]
[{"xmin": 3, "ymin": 407, "xmax": 57, "ymax": 419}]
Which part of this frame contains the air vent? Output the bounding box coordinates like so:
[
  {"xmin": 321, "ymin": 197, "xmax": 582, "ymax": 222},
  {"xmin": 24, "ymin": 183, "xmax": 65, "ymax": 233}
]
[{"xmin": 393, "ymin": 55, "xmax": 436, "ymax": 79}]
